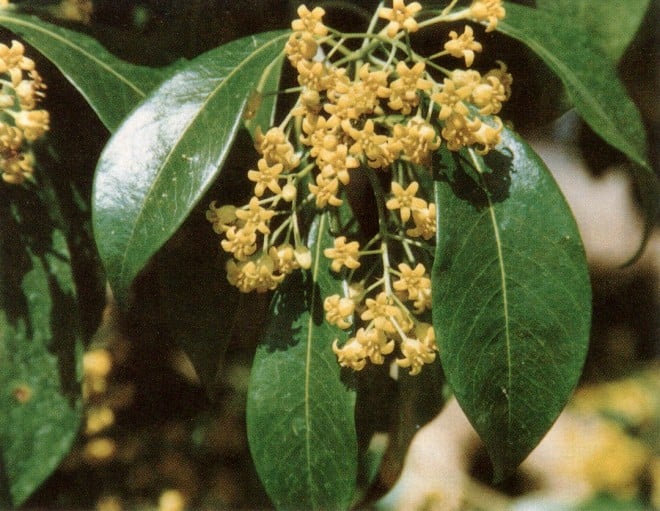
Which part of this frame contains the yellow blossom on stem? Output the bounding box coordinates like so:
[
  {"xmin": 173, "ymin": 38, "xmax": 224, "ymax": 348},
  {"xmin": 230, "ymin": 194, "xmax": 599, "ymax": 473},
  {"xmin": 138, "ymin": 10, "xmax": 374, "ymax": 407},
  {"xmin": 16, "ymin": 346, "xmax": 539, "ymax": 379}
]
[
  {"xmin": 317, "ymin": 143, "xmax": 359, "ymax": 185},
  {"xmin": 235, "ymin": 196, "xmax": 275, "ymax": 234},
  {"xmin": 342, "ymin": 119, "xmax": 397, "ymax": 169},
  {"xmin": 444, "ymin": 25, "xmax": 483, "ymax": 67},
  {"xmin": 355, "ymin": 326, "xmax": 395, "ymax": 364},
  {"xmin": 309, "ymin": 173, "xmax": 343, "ymax": 207},
  {"xmin": 471, "ymin": 74, "xmax": 508, "ymax": 116},
  {"xmin": 285, "ymin": 31, "xmax": 318, "ymax": 67},
  {"xmin": 386, "ymin": 181, "xmax": 426, "ymax": 222},
  {"xmin": 360, "ymin": 292, "xmax": 403, "ymax": 335},
  {"xmin": 333, "ymin": 337, "xmax": 367, "ymax": 370},
  {"xmin": 471, "ymin": 117, "xmax": 503, "ymax": 155},
  {"xmin": 406, "ymin": 203, "xmax": 436, "ymax": 240},
  {"xmin": 255, "ymin": 126, "xmax": 299, "ymax": 169},
  {"xmin": 469, "ymin": 0, "xmax": 505, "ymax": 32},
  {"xmin": 221, "ymin": 225, "xmax": 258, "ymax": 261},
  {"xmin": 388, "ymin": 61, "xmax": 431, "ymax": 115},
  {"xmin": 324, "ymin": 294, "xmax": 355, "ymax": 329},
  {"xmin": 291, "ymin": 4, "xmax": 328, "ymax": 36},
  {"xmin": 397, "ymin": 334, "xmax": 437, "ymax": 375},
  {"xmin": 206, "ymin": 202, "xmax": 237, "ymax": 234},
  {"xmin": 394, "ymin": 117, "xmax": 440, "ymax": 165},
  {"xmin": 226, "ymin": 253, "xmax": 284, "ymax": 293},
  {"xmin": 379, "ymin": 0, "xmax": 422, "ymax": 38},
  {"xmin": 247, "ymin": 158, "xmax": 284, "ymax": 197},
  {"xmin": 393, "ymin": 262, "xmax": 431, "ymax": 311},
  {"xmin": 324, "ymin": 236, "xmax": 361, "ymax": 272}
]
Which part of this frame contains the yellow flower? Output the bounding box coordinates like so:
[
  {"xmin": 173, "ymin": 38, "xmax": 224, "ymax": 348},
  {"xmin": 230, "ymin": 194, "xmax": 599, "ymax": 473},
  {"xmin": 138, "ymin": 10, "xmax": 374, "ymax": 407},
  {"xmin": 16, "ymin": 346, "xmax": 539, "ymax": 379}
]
[
  {"xmin": 285, "ymin": 31, "xmax": 318, "ymax": 67},
  {"xmin": 472, "ymin": 74, "xmax": 508, "ymax": 116},
  {"xmin": 393, "ymin": 262, "xmax": 431, "ymax": 304},
  {"xmin": 269, "ymin": 243, "xmax": 308, "ymax": 274},
  {"xmin": 220, "ymin": 225, "xmax": 258, "ymax": 261},
  {"xmin": 301, "ymin": 114, "xmax": 341, "ymax": 157},
  {"xmin": 308, "ymin": 173, "xmax": 343, "ymax": 207},
  {"xmin": 226, "ymin": 253, "xmax": 284, "ymax": 293},
  {"xmin": 355, "ymin": 326, "xmax": 395, "ymax": 364},
  {"xmin": 379, "ymin": 0, "xmax": 422, "ymax": 38},
  {"xmin": 388, "ymin": 61, "xmax": 431, "ymax": 115},
  {"xmin": 440, "ymin": 112, "xmax": 481, "ymax": 152},
  {"xmin": 291, "ymin": 4, "xmax": 328, "ymax": 36},
  {"xmin": 431, "ymin": 74, "xmax": 474, "ymax": 121},
  {"xmin": 342, "ymin": 119, "xmax": 397, "ymax": 169},
  {"xmin": 324, "ymin": 236, "xmax": 361, "ymax": 272},
  {"xmin": 13, "ymin": 109, "xmax": 49, "ymax": 141},
  {"xmin": 406, "ymin": 203, "xmax": 436, "ymax": 240},
  {"xmin": 386, "ymin": 181, "xmax": 427, "ymax": 222},
  {"xmin": 317, "ymin": 143, "xmax": 359, "ymax": 186},
  {"xmin": 444, "ymin": 25, "xmax": 483, "ymax": 67},
  {"xmin": 332, "ymin": 337, "xmax": 367, "ymax": 370},
  {"xmin": 206, "ymin": 202, "xmax": 237, "ymax": 234},
  {"xmin": 394, "ymin": 117, "xmax": 440, "ymax": 165},
  {"xmin": 255, "ymin": 126, "xmax": 299, "ymax": 170},
  {"xmin": 235, "ymin": 196, "xmax": 275, "ymax": 234},
  {"xmin": 247, "ymin": 157, "xmax": 284, "ymax": 197},
  {"xmin": 471, "ymin": 116, "xmax": 503, "ymax": 155},
  {"xmin": 469, "ymin": 0, "xmax": 505, "ymax": 32},
  {"xmin": 396, "ymin": 334, "xmax": 437, "ymax": 375},
  {"xmin": 324, "ymin": 294, "xmax": 355, "ymax": 329},
  {"xmin": 360, "ymin": 292, "xmax": 403, "ymax": 335}
]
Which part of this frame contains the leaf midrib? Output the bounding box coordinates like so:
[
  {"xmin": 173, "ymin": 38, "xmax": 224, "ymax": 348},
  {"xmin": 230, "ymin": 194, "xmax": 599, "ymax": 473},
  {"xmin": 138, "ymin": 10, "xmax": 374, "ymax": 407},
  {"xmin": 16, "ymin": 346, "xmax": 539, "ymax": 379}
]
[
  {"xmin": 114, "ymin": 33, "xmax": 288, "ymax": 290},
  {"xmin": 303, "ymin": 213, "xmax": 327, "ymax": 507}
]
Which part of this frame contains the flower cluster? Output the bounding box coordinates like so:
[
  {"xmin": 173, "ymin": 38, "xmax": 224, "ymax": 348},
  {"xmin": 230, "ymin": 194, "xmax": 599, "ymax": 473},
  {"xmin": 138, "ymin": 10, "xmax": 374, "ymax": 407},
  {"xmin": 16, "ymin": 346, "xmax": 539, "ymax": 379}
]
[
  {"xmin": 209, "ymin": 0, "xmax": 511, "ymax": 374},
  {"xmin": 0, "ymin": 40, "xmax": 49, "ymax": 184}
]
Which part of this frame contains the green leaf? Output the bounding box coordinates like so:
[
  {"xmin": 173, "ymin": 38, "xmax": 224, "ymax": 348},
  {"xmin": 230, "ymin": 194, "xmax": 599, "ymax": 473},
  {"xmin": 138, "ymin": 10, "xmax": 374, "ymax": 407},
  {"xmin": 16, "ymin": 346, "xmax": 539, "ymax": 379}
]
[
  {"xmin": 92, "ymin": 30, "xmax": 288, "ymax": 303},
  {"xmin": 0, "ymin": 10, "xmax": 167, "ymax": 132},
  {"xmin": 535, "ymin": 0, "xmax": 651, "ymax": 62},
  {"xmin": 0, "ymin": 186, "xmax": 82, "ymax": 507},
  {"xmin": 498, "ymin": 4, "xmax": 649, "ymax": 171},
  {"xmin": 432, "ymin": 128, "xmax": 591, "ymax": 481},
  {"xmin": 246, "ymin": 213, "xmax": 357, "ymax": 510}
]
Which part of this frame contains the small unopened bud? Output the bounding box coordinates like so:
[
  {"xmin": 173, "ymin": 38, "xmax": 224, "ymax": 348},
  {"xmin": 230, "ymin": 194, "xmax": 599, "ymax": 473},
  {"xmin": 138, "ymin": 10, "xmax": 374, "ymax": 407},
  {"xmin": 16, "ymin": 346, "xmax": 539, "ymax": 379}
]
[
  {"xmin": 294, "ymin": 245, "xmax": 312, "ymax": 269},
  {"xmin": 281, "ymin": 182, "xmax": 297, "ymax": 202}
]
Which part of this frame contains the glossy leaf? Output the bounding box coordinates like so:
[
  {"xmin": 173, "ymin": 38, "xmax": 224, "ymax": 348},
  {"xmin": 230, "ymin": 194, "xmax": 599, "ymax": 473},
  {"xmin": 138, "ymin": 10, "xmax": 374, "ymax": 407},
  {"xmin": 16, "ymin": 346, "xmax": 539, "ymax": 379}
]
[
  {"xmin": 246, "ymin": 213, "xmax": 357, "ymax": 510},
  {"xmin": 0, "ymin": 10, "xmax": 167, "ymax": 132},
  {"xmin": 498, "ymin": 4, "xmax": 650, "ymax": 172},
  {"xmin": 92, "ymin": 30, "xmax": 288, "ymax": 303},
  {"xmin": 432, "ymin": 129, "xmax": 591, "ymax": 480},
  {"xmin": 535, "ymin": 0, "xmax": 651, "ymax": 62},
  {"xmin": 0, "ymin": 186, "xmax": 82, "ymax": 507}
]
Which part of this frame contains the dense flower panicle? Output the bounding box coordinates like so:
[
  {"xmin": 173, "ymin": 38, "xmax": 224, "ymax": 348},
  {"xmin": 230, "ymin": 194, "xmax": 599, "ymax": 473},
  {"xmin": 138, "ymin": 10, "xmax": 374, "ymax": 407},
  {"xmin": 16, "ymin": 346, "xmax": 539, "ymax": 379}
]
[
  {"xmin": 0, "ymin": 40, "xmax": 49, "ymax": 184},
  {"xmin": 469, "ymin": 0, "xmax": 506, "ymax": 32},
  {"xmin": 211, "ymin": 1, "xmax": 512, "ymax": 374},
  {"xmin": 379, "ymin": 0, "xmax": 422, "ymax": 38},
  {"xmin": 444, "ymin": 26, "xmax": 483, "ymax": 67}
]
